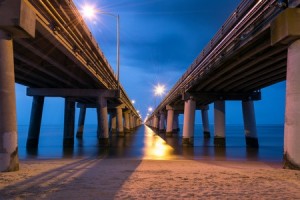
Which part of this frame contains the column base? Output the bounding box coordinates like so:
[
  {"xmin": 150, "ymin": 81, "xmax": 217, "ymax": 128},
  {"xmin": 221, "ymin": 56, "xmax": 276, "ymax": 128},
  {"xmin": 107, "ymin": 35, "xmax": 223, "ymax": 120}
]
[
  {"xmin": 204, "ymin": 131, "xmax": 211, "ymax": 138},
  {"xmin": 99, "ymin": 138, "xmax": 110, "ymax": 147},
  {"xmin": 118, "ymin": 131, "xmax": 125, "ymax": 137},
  {"xmin": 63, "ymin": 138, "xmax": 74, "ymax": 147},
  {"xmin": 111, "ymin": 129, "xmax": 117, "ymax": 133},
  {"xmin": 172, "ymin": 129, "xmax": 178, "ymax": 133},
  {"xmin": 182, "ymin": 137, "xmax": 194, "ymax": 146},
  {"xmin": 283, "ymin": 153, "xmax": 300, "ymax": 170},
  {"xmin": 166, "ymin": 132, "xmax": 173, "ymax": 137},
  {"xmin": 76, "ymin": 131, "xmax": 83, "ymax": 138},
  {"xmin": 214, "ymin": 137, "xmax": 226, "ymax": 147},
  {"xmin": 124, "ymin": 128, "xmax": 131, "ymax": 133},
  {"xmin": 159, "ymin": 129, "xmax": 166, "ymax": 133},
  {"xmin": 245, "ymin": 137, "xmax": 259, "ymax": 148},
  {"xmin": 26, "ymin": 138, "xmax": 39, "ymax": 148},
  {"xmin": 1, "ymin": 148, "xmax": 19, "ymax": 172}
]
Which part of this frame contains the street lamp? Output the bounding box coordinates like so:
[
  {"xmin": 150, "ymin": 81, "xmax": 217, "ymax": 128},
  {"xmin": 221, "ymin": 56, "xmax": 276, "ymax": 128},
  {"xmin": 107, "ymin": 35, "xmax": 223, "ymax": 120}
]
[
  {"xmin": 153, "ymin": 83, "xmax": 166, "ymax": 107},
  {"xmin": 154, "ymin": 84, "xmax": 166, "ymax": 96},
  {"xmin": 148, "ymin": 107, "xmax": 153, "ymax": 112},
  {"xmin": 81, "ymin": 4, "xmax": 120, "ymax": 90}
]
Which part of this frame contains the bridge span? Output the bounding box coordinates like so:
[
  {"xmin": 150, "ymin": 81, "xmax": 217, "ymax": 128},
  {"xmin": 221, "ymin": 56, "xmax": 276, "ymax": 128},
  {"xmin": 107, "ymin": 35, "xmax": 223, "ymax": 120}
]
[
  {"xmin": 0, "ymin": 0, "xmax": 141, "ymax": 171},
  {"xmin": 145, "ymin": 0, "xmax": 300, "ymax": 169}
]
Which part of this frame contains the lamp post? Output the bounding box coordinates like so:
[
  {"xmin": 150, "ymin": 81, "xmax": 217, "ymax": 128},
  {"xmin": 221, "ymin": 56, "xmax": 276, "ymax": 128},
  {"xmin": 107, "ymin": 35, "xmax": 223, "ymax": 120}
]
[
  {"xmin": 81, "ymin": 5, "xmax": 120, "ymax": 90},
  {"xmin": 154, "ymin": 83, "xmax": 166, "ymax": 107}
]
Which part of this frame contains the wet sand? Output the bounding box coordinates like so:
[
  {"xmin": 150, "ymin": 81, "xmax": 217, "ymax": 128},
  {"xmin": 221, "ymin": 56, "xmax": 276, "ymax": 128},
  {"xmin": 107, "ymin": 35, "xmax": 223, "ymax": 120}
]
[{"xmin": 1, "ymin": 158, "xmax": 300, "ymax": 199}]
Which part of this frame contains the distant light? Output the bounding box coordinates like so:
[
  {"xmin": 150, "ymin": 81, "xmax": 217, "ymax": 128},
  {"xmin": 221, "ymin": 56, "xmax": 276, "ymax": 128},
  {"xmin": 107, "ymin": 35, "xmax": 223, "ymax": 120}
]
[
  {"xmin": 154, "ymin": 84, "xmax": 166, "ymax": 96},
  {"xmin": 132, "ymin": 100, "xmax": 135, "ymax": 104},
  {"xmin": 148, "ymin": 107, "xmax": 153, "ymax": 112},
  {"xmin": 137, "ymin": 110, "xmax": 140, "ymax": 113}
]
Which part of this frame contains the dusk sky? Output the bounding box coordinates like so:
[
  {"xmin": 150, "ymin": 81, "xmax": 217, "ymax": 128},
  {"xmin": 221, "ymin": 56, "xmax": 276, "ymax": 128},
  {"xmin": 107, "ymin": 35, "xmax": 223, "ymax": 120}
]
[{"xmin": 15, "ymin": 0, "xmax": 286, "ymax": 125}]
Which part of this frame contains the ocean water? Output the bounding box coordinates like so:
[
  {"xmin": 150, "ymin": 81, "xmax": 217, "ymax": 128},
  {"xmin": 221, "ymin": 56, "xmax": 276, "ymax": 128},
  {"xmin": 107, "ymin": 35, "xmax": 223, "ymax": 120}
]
[{"xmin": 17, "ymin": 124, "xmax": 284, "ymax": 162}]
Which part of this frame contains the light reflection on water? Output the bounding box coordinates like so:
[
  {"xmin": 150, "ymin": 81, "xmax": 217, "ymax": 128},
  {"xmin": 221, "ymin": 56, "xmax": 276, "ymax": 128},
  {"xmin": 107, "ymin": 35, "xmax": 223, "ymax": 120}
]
[
  {"xmin": 143, "ymin": 126, "xmax": 176, "ymax": 160},
  {"xmin": 18, "ymin": 124, "xmax": 284, "ymax": 162}
]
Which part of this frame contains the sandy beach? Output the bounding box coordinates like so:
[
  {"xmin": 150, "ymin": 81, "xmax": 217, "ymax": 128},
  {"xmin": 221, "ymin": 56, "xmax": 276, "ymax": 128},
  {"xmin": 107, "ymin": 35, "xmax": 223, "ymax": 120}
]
[{"xmin": 1, "ymin": 158, "xmax": 300, "ymax": 200}]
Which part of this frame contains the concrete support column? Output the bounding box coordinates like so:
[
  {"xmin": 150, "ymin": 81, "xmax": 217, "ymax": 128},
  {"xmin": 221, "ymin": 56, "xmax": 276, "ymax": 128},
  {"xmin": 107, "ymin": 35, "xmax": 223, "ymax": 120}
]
[
  {"xmin": 159, "ymin": 112, "xmax": 166, "ymax": 133},
  {"xmin": 242, "ymin": 100, "xmax": 258, "ymax": 148},
  {"xmin": 124, "ymin": 111, "xmax": 130, "ymax": 133},
  {"xmin": 166, "ymin": 106, "xmax": 174, "ymax": 136},
  {"xmin": 26, "ymin": 96, "xmax": 45, "ymax": 148},
  {"xmin": 0, "ymin": 31, "xmax": 19, "ymax": 172},
  {"xmin": 129, "ymin": 114, "xmax": 133, "ymax": 130},
  {"xmin": 201, "ymin": 109, "xmax": 210, "ymax": 138},
  {"xmin": 116, "ymin": 107, "xmax": 124, "ymax": 136},
  {"xmin": 97, "ymin": 97, "xmax": 109, "ymax": 146},
  {"xmin": 214, "ymin": 100, "xmax": 226, "ymax": 147},
  {"xmin": 284, "ymin": 39, "xmax": 300, "ymax": 169},
  {"xmin": 76, "ymin": 105, "xmax": 86, "ymax": 138},
  {"xmin": 154, "ymin": 115, "xmax": 159, "ymax": 130},
  {"xmin": 173, "ymin": 113, "xmax": 179, "ymax": 132},
  {"xmin": 110, "ymin": 114, "xmax": 117, "ymax": 133},
  {"xmin": 132, "ymin": 116, "xmax": 136, "ymax": 129},
  {"xmin": 182, "ymin": 98, "xmax": 196, "ymax": 146},
  {"xmin": 63, "ymin": 98, "xmax": 75, "ymax": 147}
]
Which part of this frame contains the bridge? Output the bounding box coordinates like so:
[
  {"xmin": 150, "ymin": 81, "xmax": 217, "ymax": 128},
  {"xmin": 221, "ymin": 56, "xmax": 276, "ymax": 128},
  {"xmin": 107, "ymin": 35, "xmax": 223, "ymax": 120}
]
[
  {"xmin": 145, "ymin": 0, "xmax": 300, "ymax": 169},
  {"xmin": 0, "ymin": 0, "xmax": 141, "ymax": 171}
]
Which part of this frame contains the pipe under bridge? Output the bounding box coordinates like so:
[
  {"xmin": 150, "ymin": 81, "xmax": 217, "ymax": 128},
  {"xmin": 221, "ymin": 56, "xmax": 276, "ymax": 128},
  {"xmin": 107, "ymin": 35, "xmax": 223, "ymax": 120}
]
[
  {"xmin": 145, "ymin": 0, "xmax": 300, "ymax": 169},
  {"xmin": 0, "ymin": 0, "xmax": 141, "ymax": 172}
]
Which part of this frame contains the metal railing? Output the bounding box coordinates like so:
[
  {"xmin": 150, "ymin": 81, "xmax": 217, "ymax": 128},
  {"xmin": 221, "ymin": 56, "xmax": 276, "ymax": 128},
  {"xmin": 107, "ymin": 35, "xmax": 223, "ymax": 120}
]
[
  {"xmin": 26, "ymin": 0, "xmax": 140, "ymax": 117},
  {"xmin": 148, "ymin": 0, "xmax": 282, "ymax": 119}
]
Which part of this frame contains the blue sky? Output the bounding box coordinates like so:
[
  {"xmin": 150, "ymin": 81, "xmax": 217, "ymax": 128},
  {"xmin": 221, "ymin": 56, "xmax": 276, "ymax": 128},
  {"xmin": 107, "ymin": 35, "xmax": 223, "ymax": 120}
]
[{"xmin": 15, "ymin": 0, "xmax": 286, "ymax": 125}]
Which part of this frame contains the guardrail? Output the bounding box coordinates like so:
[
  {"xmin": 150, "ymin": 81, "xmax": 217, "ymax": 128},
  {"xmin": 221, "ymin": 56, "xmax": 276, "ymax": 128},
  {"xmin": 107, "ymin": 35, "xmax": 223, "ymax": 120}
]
[
  {"xmin": 26, "ymin": 0, "xmax": 140, "ymax": 118},
  {"xmin": 148, "ymin": 0, "xmax": 282, "ymax": 119}
]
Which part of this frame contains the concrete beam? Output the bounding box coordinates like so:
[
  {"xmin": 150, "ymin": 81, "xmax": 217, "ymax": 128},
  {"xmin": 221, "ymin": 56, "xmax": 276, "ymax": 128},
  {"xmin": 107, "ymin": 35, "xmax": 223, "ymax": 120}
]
[
  {"xmin": 289, "ymin": 0, "xmax": 300, "ymax": 8},
  {"xmin": 271, "ymin": 8, "xmax": 300, "ymax": 45},
  {"xmin": 0, "ymin": 0, "xmax": 36, "ymax": 38},
  {"xmin": 182, "ymin": 91, "xmax": 261, "ymax": 102},
  {"xmin": 27, "ymin": 88, "xmax": 117, "ymax": 98},
  {"xmin": 77, "ymin": 103, "xmax": 126, "ymax": 110}
]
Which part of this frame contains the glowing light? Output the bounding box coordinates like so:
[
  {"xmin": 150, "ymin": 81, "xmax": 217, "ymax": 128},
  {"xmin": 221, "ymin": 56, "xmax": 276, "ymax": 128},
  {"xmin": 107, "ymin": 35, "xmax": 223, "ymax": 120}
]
[
  {"xmin": 148, "ymin": 107, "xmax": 153, "ymax": 112},
  {"xmin": 154, "ymin": 84, "xmax": 166, "ymax": 96},
  {"xmin": 80, "ymin": 4, "xmax": 98, "ymax": 20},
  {"xmin": 132, "ymin": 100, "xmax": 135, "ymax": 104}
]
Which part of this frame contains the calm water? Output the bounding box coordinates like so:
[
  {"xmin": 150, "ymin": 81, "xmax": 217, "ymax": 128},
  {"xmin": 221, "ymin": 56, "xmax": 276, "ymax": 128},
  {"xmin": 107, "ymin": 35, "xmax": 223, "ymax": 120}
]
[{"xmin": 17, "ymin": 124, "xmax": 284, "ymax": 162}]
